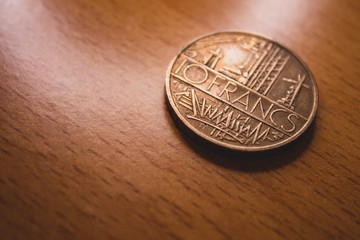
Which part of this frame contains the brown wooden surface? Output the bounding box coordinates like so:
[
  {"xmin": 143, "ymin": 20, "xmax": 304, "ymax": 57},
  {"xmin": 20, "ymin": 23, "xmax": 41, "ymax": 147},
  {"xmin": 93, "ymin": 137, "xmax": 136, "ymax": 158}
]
[{"xmin": 0, "ymin": 0, "xmax": 359, "ymax": 239}]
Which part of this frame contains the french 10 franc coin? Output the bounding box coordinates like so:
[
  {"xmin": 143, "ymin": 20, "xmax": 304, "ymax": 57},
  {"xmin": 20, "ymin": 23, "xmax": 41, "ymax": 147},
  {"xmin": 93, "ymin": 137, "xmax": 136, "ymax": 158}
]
[{"xmin": 165, "ymin": 32, "xmax": 318, "ymax": 151}]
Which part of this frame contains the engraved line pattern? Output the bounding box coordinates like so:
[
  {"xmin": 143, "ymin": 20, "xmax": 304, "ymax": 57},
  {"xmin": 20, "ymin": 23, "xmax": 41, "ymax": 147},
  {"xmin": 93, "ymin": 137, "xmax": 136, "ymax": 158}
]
[
  {"xmin": 187, "ymin": 115, "xmax": 245, "ymax": 143},
  {"xmin": 171, "ymin": 73, "xmax": 291, "ymax": 137},
  {"xmin": 180, "ymin": 55, "xmax": 308, "ymax": 120},
  {"xmin": 278, "ymin": 74, "xmax": 309, "ymax": 110},
  {"xmin": 248, "ymin": 46, "xmax": 280, "ymax": 89}
]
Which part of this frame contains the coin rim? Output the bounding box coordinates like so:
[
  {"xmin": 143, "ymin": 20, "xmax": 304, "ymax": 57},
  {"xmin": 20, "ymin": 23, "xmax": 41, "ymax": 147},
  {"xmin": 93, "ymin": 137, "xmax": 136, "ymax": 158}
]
[{"xmin": 165, "ymin": 31, "xmax": 319, "ymax": 151}]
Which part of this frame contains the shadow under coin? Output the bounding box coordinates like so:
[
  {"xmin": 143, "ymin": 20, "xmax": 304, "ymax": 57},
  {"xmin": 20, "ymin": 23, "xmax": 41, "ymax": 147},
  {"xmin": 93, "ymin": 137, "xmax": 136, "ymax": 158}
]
[{"xmin": 165, "ymin": 96, "xmax": 316, "ymax": 173}]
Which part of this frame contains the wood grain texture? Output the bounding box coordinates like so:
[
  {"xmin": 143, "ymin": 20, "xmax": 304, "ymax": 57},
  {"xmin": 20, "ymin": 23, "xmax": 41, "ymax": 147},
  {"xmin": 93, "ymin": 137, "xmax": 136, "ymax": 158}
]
[{"xmin": 0, "ymin": 0, "xmax": 359, "ymax": 239}]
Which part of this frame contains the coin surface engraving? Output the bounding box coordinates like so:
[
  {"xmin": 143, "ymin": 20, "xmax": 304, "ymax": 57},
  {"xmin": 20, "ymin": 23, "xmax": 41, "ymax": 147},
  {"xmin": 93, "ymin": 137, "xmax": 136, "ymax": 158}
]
[{"xmin": 165, "ymin": 32, "xmax": 318, "ymax": 151}]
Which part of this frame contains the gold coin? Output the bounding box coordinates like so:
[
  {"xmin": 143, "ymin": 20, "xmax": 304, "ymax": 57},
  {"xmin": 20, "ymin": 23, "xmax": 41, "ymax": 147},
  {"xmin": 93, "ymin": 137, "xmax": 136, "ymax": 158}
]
[{"xmin": 165, "ymin": 32, "xmax": 318, "ymax": 151}]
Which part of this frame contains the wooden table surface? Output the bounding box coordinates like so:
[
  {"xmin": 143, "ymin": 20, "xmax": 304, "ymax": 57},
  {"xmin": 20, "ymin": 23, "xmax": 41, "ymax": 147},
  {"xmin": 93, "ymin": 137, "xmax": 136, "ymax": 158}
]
[{"xmin": 1, "ymin": 0, "xmax": 359, "ymax": 239}]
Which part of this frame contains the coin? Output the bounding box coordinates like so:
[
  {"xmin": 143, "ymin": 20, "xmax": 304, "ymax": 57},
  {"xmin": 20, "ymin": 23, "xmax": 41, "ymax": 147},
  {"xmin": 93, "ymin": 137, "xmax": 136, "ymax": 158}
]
[{"xmin": 165, "ymin": 32, "xmax": 318, "ymax": 151}]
